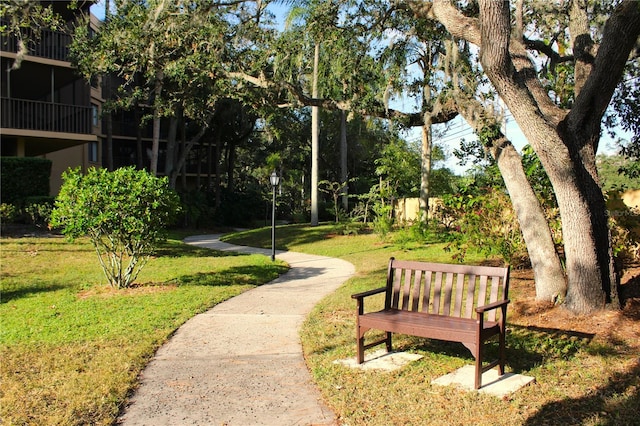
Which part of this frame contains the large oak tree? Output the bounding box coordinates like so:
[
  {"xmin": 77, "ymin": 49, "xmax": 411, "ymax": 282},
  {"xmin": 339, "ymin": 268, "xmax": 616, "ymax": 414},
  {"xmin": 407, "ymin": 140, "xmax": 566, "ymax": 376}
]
[{"xmin": 421, "ymin": 0, "xmax": 640, "ymax": 313}]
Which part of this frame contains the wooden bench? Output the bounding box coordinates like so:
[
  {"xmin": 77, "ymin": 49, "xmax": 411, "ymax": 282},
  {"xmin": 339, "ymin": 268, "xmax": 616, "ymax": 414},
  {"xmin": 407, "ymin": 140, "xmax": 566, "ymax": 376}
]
[{"xmin": 351, "ymin": 258, "xmax": 510, "ymax": 389}]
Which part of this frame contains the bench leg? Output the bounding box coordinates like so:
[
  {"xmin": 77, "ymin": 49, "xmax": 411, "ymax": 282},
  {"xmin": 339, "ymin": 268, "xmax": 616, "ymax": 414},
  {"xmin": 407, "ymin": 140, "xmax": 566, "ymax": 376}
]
[
  {"xmin": 355, "ymin": 328, "xmax": 392, "ymax": 364},
  {"xmin": 475, "ymin": 343, "xmax": 483, "ymax": 390},
  {"xmin": 356, "ymin": 327, "xmax": 365, "ymax": 364},
  {"xmin": 498, "ymin": 330, "xmax": 506, "ymax": 376}
]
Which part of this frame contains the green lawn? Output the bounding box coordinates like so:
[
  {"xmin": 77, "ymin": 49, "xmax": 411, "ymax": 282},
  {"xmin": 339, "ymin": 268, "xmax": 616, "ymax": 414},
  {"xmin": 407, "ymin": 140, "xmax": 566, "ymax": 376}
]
[
  {"xmin": 1, "ymin": 225, "xmax": 638, "ymax": 425},
  {"xmin": 0, "ymin": 234, "xmax": 287, "ymax": 425}
]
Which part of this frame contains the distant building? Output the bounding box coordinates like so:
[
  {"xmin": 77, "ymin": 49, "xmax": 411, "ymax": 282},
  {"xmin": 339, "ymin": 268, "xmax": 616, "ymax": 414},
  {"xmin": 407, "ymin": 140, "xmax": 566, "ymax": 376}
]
[
  {"xmin": 1, "ymin": 1, "xmax": 102, "ymax": 194},
  {"xmin": 2, "ymin": 1, "xmax": 226, "ymax": 196}
]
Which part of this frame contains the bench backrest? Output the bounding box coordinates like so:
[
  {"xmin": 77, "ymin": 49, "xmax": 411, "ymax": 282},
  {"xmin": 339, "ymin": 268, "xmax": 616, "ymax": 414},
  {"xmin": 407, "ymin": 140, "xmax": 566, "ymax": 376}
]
[{"xmin": 385, "ymin": 258, "xmax": 510, "ymax": 322}]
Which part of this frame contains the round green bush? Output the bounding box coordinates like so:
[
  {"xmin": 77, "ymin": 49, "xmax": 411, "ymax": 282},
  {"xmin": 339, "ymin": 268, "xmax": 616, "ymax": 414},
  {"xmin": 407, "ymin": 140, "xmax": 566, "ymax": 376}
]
[{"xmin": 50, "ymin": 167, "xmax": 181, "ymax": 288}]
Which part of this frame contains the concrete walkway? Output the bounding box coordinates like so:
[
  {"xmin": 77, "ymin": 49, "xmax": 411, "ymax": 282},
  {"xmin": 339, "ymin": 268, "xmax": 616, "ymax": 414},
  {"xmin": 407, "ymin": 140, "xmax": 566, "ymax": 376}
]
[{"xmin": 117, "ymin": 235, "xmax": 355, "ymax": 426}]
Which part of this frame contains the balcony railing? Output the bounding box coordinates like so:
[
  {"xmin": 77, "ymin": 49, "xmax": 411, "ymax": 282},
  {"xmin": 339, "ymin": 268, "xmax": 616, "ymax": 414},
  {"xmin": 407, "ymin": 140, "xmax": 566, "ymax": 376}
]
[
  {"xmin": 1, "ymin": 98, "xmax": 92, "ymax": 135},
  {"xmin": 0, "ymin": 22, "xmax": 72, "ymax": 62}
]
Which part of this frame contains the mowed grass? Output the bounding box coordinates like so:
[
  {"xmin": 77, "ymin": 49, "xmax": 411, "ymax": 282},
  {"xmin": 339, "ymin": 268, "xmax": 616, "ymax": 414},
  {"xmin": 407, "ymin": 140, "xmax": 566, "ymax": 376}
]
[
  {"xmin": 224, "ymin": 224, "xmax": 640, "ymax": 426},
  {"xmin": 0, "ymin": 234, "xmax": 287, "ymax": 425}
]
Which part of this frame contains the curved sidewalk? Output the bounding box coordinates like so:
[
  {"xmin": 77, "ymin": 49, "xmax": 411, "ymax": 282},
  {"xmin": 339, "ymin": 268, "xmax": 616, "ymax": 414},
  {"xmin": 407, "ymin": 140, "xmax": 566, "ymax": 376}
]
[{"xmin": 117, "ymin": 235, "xmax": 355, "ymax": 426}]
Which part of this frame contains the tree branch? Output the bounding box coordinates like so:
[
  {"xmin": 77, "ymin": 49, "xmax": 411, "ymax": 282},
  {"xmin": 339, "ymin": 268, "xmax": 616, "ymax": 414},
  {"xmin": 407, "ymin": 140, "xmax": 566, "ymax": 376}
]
[
  {"xmin": 566, "ymin": 0, "xmax": 640, "ymax": 142},
  {"xmin": 228, "ymin": 71, "xmax": 458, "ymax": 126},
  {"xmin": 428, "ymin": 0, "xmax": 565, "ymax": 127},
  {"xmin": 523, "ymin": 37, "xmax": 574, "ymax": 67},
  {"xmin": 479, "ymin": 0, "xmax": 512, "ymax": 76},
  {"xmin": 429, "ymin": 0, "xmax": 481, "ymax": 45}
]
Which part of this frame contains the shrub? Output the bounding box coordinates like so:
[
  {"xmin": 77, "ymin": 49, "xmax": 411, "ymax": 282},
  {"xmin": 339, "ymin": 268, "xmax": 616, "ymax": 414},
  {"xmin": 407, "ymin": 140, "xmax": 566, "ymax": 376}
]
[
  {"xmin": 0, "ymin": 157, "xmax": 51, "ymax": 204},
  {"xmin": 440, "ymin": 187, "xmax": 528, "ymax": 266},
  {"xmin": 50, "ymin": 167, "xmax": 181, "ymax": 289},
  {"xmin": 393, "ymin": 220, "xmax": 439, "ymax": 248},
  {"xmin": 1, "ymin": 203, "xmax": 17, "ymax": 219},
  {"xmin": 606, "ymin": 191, "xmax": 640, "ymax": 264},
  {"xmin": 372, "ymin": 202, "xmax": 394, "ymax": 239},
  {"xmin": 0, "ymin": 203, "xmax": 18, "ymax": 227},
  {"xmin": 23, "ymin": 196, "xmax": 55, "ymax": 228},
  {"xmin": 366, "ymin": 180, "xmax": 396, "ymax": 240}
]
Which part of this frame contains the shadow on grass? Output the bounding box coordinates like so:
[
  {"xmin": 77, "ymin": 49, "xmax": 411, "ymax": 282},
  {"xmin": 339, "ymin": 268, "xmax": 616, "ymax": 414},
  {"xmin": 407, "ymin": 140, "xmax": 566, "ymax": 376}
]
[
  {"xmin": 523, "ymin": 358, "xmax": 640, "ymax": 426},
  {"xmin": 506, "ymin": 325, "xmax": 596, "ymax": 372},
  {"xmin": 344, "ymin": 324, "xmax": 599, "ymax": 374},
  {"xmin": 1, "ymin": 281, "xmax": 67, "ymax": 304},
  {"xmin": 174, "ymin": 264, "xmax": 287, "ymax": 287},
  {"xmin": 154, "ymin": 242, "xmax": 249, "ymax": 259},
  {"xmin": 220, "ymin": 224, "xmax": 351, "ymax": 251},
  {"xmin": 401, "ymin": 336, "xmax": 475, "ymax": 361}
]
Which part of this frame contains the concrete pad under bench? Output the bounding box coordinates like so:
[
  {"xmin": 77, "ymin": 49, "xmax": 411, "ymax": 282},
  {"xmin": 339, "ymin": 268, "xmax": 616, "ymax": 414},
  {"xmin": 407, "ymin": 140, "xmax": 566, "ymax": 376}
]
[
  {"xmin": 334, "ymin": 350, "xmax": 423, "ymax": 372},
  {"xmin": 432, "ymin": 365, "xmax": 535, "ymax": 397},
  {"xmin": 335, "ymin": 351, "xmax": 535, "ymax": 397}
]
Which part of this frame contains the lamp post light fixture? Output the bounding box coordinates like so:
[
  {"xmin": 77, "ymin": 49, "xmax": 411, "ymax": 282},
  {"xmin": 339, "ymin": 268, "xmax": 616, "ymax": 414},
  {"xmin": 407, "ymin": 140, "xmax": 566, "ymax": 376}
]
[{"xmin": 270, "ymin": 171, "xmax": 280, "ymax": 261}]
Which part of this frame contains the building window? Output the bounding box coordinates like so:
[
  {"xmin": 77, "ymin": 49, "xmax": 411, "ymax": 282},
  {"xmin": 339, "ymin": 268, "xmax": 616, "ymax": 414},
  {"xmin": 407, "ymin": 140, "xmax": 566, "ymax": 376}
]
[
  {"xmin": 88, "ymin": 141, "xmax": 99, "ymax": 163},
  {"xmin": 92, "ymin": 104, "xmax": 99, "ymax": 126}
]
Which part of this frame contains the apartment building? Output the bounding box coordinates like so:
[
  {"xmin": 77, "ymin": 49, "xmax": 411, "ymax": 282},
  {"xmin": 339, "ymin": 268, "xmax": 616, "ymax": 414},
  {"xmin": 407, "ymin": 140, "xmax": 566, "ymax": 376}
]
[
  {"xmin": 2, "ymin": 2, "xmax": 228, "ymax": 197},
  {"xmin": 0, "ymin": 1, "xmax": 105, "ymax": 194}
]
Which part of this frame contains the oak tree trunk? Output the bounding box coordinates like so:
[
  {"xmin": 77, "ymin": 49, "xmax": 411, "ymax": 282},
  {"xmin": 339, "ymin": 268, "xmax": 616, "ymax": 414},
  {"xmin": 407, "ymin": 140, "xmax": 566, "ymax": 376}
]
[
  {"xmin": 490, "ymin": 138, "xmax": 567, "ymax": 302},
  {"xmin": 340, "ymin": 109, "xmax": 348, "ymax": 212},
  {"xmin": 473, "ymin": 0, "xmax": 638, "ymax": 313},
  {"xmin": 419, "ymin": 116, "xmax": 432, "ymax": 222},
  {"xmin": 456, "ymin": 97, "xmax": 567, "ymax": 302}
]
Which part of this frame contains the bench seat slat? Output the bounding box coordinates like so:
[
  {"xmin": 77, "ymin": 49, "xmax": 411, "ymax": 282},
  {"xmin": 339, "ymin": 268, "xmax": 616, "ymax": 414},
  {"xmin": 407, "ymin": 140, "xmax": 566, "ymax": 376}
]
[
  {"xmin": 411, "ymin": 270, "xmax": 422, "ymax": 311},
  {"xmin": 359, "ymin": 310, "xmax": 499, "ymax": 343}
]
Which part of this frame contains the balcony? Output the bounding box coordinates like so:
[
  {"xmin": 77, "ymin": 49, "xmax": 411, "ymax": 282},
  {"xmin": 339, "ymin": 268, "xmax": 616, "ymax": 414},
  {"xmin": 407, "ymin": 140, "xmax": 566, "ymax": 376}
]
[
  {"xmin": 0, "ymin": 22, "xmax": 72, "ymax": 63},
  {"xmin": 1, "ymin": 97, "xmax": 92, "ymax": 135}
]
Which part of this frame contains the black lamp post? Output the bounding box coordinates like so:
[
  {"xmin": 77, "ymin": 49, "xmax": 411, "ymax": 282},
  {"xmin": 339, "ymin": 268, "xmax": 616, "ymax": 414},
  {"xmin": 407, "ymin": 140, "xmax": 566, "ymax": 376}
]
[{"xmin": 270, "ymin": 171, "xmax": 280, "ymax": 261}]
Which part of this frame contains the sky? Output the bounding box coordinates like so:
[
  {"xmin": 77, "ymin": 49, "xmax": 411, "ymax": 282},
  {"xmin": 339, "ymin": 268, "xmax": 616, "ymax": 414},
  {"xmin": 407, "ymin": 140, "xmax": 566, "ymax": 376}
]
[{"xmin": 404, "ymin": 109, "xmax": 629, "ymax": 175}]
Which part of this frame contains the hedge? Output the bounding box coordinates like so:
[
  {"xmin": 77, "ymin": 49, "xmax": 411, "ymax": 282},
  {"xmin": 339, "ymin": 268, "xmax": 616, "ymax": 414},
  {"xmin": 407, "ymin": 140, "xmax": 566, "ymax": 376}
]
[{"xmin": 0, "ymin": 157, "xmax": 52, "ymax": 204}]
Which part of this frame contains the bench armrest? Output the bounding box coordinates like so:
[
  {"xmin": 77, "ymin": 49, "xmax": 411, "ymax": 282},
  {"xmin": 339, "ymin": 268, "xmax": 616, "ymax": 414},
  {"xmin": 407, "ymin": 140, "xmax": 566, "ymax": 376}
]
[
  {"xmin": 475, "ymin": 299, "xmax": 510, "ymax": 314},
  {"xmin": 352, "ymin": 287, "xmax": 386, "ymax": 316},
  {"xmin": 351, "ymin": 287, "xmax": 386, "ymax": 300}
]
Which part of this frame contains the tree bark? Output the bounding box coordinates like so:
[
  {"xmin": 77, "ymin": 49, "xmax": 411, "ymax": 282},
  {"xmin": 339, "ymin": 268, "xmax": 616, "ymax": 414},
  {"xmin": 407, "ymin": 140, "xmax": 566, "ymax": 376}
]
[
  {"xmin": 456, "ymin": 94, "xmax": 567, "ymax": 302},
  {"xmin": 311, "ymin": 42, "xmax": 320, "ymax": 226},
  {"xmin": 477, "ymin": 0, "xmax": 608, "ymax": 313},
  {"xmin": 150, "ymin": 112, "xmax": 161, "ymax": 176},
  {"xmin": 490, "ymin": 138, "xmax": 567, "ymax": 302},
  {"xmin": 340, "ymin": 109, "xmax": 348, "ymax": 212},
  {"xmin": 419, "ymin": 114, "xmax": 432, "ymax": 222},
  {"xmin": 150, "ymin": 73, "xmax": 163, "ymax": 176}
]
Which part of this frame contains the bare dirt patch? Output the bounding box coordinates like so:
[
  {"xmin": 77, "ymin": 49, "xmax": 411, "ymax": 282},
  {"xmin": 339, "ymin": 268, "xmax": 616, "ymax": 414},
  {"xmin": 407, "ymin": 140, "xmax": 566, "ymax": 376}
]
[
  {"xmin": 509, "ymin": 264, "xmax": 640, "ymax": 350},
  {"xmin": 77, "ymin": 283, "xmax": 177, "ymax": 299}
]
